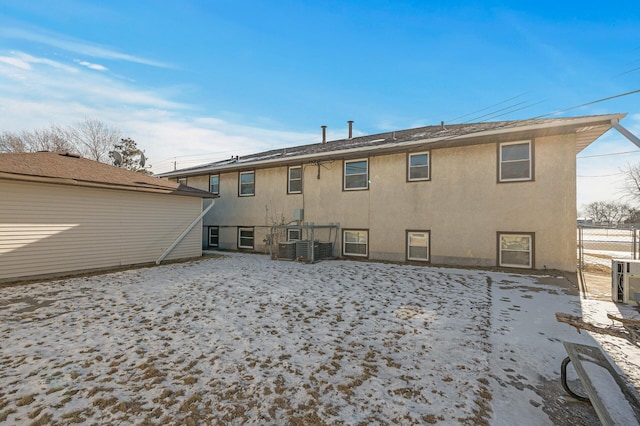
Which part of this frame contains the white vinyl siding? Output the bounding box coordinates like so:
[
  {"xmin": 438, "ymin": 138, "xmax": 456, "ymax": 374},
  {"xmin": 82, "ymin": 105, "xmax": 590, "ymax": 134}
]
[
  {"xmin": 408, "ymin": 152, "xmax": 430, "ymax": 181},
  {"xmin": 0, "ymin": 180, "xmax": 203, "ymax": 282},
  {"xmin": 343, "ymin": 230, "xmax": 368, "ymax": 257},
  {"xmin": 499, "ymin": 141, "xmax": 531, "ymax": 182},
  {"xmin": 239, "ymin": 171, "xmax": 255, "ymax": 196},
  {"xmin": 344, "ymin": 159, "xmax": 369, "ymax": 190},
  {"xmin": 499, "ymin": 233, "xmax": 533, "ymax": 268},
  {"xmin": 407, "ymin": 231, "xmax": 429, "ymax": 261}
]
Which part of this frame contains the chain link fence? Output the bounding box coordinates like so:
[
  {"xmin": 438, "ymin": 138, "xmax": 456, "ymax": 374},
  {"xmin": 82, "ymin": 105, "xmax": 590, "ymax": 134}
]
[{"xmin": 578, "ymin": 225, "xmax": 640, "ymax": 275}]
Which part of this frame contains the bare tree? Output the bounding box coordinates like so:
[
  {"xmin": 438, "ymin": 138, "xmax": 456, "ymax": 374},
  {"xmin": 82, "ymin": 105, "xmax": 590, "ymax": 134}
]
[
  {"xmin": 623, "ymin": 163, "xmax": 640, "ymax": 204},
  {"xmin": 0, "ymin": 131, "xmax": 27, "ymax": 152},
  {"xmin": 69, "ymin": 118, "xmax": 121, "ymax": 162},
  {"xmin": 582, "ymin": 200, "xmax": 635, "ymax": 225},
  {"xmin": 21, "ymin": 125, "xmax": 75, "ymax": 153},
  {"xmin": 0, "ymin": 125, "xmax": 74, "ymax": 153}
]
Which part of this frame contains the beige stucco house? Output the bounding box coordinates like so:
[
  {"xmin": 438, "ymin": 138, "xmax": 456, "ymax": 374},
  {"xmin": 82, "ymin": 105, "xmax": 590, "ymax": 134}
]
[
  {"xmin": 159, "ymin": 113, "xmax": 626, "ymax": 272},
  {"xmin": 0, "ymin": 151, "xmax": 214, "ymax": 283}
]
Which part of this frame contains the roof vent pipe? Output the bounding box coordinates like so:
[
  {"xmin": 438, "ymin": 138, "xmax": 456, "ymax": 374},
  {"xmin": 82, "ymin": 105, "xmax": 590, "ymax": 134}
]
[
  {"xmin": 321, "ymin": 125, "xmax": 327, "ymax": 143},
  {"xmin": 441, "ymin": 121, "xmax": 446, "ymax": 130},
  {"xmin": 348, "ymin": 120, "xmax": 354, "ymax": 139}
]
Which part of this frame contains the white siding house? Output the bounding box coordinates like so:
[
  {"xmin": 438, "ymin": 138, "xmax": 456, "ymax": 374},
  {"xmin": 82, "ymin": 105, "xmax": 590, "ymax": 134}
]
[{"xmin": 0, "ymin": 151, "xmax": 215, "ymax": 283}]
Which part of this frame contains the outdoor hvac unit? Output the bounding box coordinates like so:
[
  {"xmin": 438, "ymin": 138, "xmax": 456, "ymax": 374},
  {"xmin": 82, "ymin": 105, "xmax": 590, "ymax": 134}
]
[
  {"xmin": 278, "ymin": 241, "xmax": 297, "ymax": 260},
  {"xmin": 611, "ymin": 259, "xmax": 640, "ymax": 303}
]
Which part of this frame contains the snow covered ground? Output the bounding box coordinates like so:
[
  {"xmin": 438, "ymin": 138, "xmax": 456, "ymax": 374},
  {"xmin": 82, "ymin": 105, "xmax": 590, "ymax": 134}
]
[{"xmin": 1, "ymin": 252, "xmax": 639, "ymax": 425}]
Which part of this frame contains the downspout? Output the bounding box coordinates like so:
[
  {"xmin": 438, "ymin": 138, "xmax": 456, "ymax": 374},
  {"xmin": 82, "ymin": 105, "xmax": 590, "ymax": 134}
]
[
  {"xmin": 156, "ymin": 199, "xmax": 216, "ymax": 265},
  {"xmin": 611, "ymin": 119, "xmax": 640, "ymax": 148}
]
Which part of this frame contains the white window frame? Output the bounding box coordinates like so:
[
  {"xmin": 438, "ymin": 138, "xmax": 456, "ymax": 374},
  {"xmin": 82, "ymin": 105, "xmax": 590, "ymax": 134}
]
[
  {"xmin": 343, "ymin": 159, "xmax": 369, "ymax": 191},
  {"xmin": 209, "ymin": 174, "xmax": 220, "ymax": 194},
  {"xmin": 499, "ymin": 141, "xmax": 532, "ymax": 182},
  {"xmin": 288, "ymin": 166, "xmax": 302, "ymax": 194},
  {"xmin": 342, "ymin": 229, "xmax": 368, "ymax": 257},
  {"xmin": 287, "ymin": 229, "xmax": 302, "ymax": 241},
  {"xmin": 408, "ymin": 152, "xmax": 430, "ymax": 181},
  {"xmin": 498, "ymin": 233, "xmax": 533, "ymax": 268},
  {"xmin": 239, "ymin": 171, "xmax": 255, "ymax": 196},
  {"xmin": 238, "ymin": 227, "xmax": 254, "ymax": 249},
  {"xmin": 177, "ymin": 177, "xmax": 187, "ymax": 185},
  {"xmin": 407, "ymin": 230, "xmax": 430, "ymax": 262},
  {"xmin": 208, "ymin": 226, "xmax": 219, "ymax": 247}
]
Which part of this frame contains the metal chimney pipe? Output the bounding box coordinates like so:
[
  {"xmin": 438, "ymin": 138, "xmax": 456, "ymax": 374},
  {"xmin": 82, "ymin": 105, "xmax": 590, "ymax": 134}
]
[
  {"xmin": 348, "ymin": 120, "xmax": 354, "ymax": 139},
  {"xmin": 321, "ymin": 125, "xmax": 327, "ymax": 143}
]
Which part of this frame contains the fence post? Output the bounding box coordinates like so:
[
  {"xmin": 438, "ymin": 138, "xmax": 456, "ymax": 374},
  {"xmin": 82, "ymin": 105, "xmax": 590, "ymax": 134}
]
[{"xmin": 578, "ymin": 225, "xmax": 583, "ymax": 272}]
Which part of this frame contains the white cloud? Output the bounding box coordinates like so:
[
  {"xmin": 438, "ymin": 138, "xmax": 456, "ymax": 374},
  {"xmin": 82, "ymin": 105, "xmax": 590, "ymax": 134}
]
[
  {"xmin": 0, "ymin": 50, "xmax": 315, "ymax": 175},
  {"xmin": 0, "ymin": 26, "xmax": 171, "ymax": 68},
  {"xmin": 75, "ymin": 60, "xmax": 108, "ymax": 71}
]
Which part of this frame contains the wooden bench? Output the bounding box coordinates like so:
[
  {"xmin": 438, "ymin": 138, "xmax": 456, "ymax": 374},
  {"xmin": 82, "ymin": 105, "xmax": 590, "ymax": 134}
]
[{"xmin": 561, "ymin": 342, "xmax": 640, "ymax": 425}]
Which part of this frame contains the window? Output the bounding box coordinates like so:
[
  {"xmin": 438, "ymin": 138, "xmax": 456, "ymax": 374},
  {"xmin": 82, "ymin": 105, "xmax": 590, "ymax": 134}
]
[
  {"xmin": 238, "ymin": 227, "xmax": 254, "ymax": 249},
  {"xmin": 288, "ymin": 166, "xmax": 302, "ymax": 194},
  {"xmin": 239, "ymin": 171, "xmax": 255, "ymax": 196},
  {"xmin": 499, "ymin": 141, "xmax": 532, "ymax": 182},
  {"xmin": 343, "ymin": 229, "xmax": 368, "ymax": 257},
  {"xmin": 177, "ymin": 177, "xmax": 187, "ymax": 185},
  {"xmin": 288, "ymin": 229, "xmax": 301, "ymax": 241},
  {"xmin": 209, "ymin": 175, "xmax": 220, "ymax": 194},
  {"xmin": 344, "ymin": 159, "xmax": 369, "ymax": 190},
  {"xmin": 208, "ymin": 226, "xmax": 219, "ymax": 247},
  {"xmin": 408, "ymin": 152, "xmax": 430, "ymax": 181},
  {"xmin": 498, "ymin": 233, "xmax": 534, "ymax": 268},
  {"xmin": 407, "ymin": 231, "xmax": 429, "ymax": 261}
]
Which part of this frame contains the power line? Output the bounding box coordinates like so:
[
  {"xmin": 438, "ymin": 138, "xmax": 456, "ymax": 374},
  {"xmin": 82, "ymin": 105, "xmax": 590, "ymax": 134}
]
[
  {"xmin": 578, "ymin": 150, "xmax": 640, "ymax": 159},
  {"xmin": 535, "ymin": 88, "xmax": 640, "ymax": 118}
]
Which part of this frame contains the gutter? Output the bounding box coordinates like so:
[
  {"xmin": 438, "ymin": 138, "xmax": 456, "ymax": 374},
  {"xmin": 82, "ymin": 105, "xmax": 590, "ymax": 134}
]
[
  {"xmin": 156, "ymin": 199, "xmax": 216, "ymax": 265},
  {"xmin": 611, "ymin": 119, "xmax": 640, "ymax": 148}
]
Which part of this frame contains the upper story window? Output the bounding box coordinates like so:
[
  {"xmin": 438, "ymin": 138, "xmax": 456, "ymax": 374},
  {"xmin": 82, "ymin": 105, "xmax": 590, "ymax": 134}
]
[
  {"xmin": 239, "ymin": 171, "xmax": 255, "ymax": 196},
  {"xmin": 177, "ymin": 177, "xmax": 187, "ymax": 185},
  {"xmin": 209, "ymin": 175, "xmax": 219, "ymax": 194},
  {"xmin": 499, "ymin": 141, "xmax": 532, "ymax": 182},
  {"xmin": 344, "ymin": 159, "xmax": 369, "ymax": 191},
  {"xmin": 288, "ymin": 166, "xmax": 302, "ymax": 194},
  {"xmin": 408, "ymin": 152, "xmax": 430, "ymax": 181}
]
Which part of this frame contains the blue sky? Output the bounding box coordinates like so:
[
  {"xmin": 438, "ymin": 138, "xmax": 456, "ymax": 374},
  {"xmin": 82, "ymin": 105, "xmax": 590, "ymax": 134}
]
[{"xmin": 0, "ymin": 0, "xmax": 639, "ymax": 209}]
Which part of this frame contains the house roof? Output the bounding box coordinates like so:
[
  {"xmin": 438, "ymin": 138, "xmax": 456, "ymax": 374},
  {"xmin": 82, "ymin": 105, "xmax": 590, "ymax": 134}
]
[
  {"xmin": 158, "ymin": 113, "xmax": 626, "ymax": 178},
  {"xmin": 0, "ymin": 151, "xmax": 215, "ymax": 198}
]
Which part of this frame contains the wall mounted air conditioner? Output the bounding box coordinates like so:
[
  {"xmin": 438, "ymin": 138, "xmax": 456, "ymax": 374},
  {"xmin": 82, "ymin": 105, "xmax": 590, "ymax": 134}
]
[{"xmin": 611, "ymin": 259, "xmax": 640, "ymax": 303}]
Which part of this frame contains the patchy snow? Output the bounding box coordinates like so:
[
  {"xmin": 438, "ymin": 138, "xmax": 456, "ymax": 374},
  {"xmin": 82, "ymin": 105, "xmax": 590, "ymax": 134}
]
[{"xmin": 0, "ymin": 252, "xmax": 638, "ymax": 425}]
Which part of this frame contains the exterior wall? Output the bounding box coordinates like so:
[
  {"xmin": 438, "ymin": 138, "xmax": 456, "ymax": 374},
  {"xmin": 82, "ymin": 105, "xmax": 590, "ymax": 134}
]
[
  {"xmin": 193, "ymin": 135, "xmax": 577, "ymax": 271},
  {"xmin": 0, "ymin": 180, "xmax": 203, "ymax": 282}
]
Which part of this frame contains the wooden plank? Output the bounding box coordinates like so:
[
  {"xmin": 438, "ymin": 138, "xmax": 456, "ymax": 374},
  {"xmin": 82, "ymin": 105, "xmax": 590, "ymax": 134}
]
[{"xmin": 563, "ymin": 342, "xmax": 640, "ymax": 426}]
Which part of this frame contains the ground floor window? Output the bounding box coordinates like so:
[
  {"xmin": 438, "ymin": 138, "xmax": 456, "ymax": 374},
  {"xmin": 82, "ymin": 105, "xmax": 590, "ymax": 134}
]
[
  {"xmin": 498, "ymin": 232, "xmax": 534, "ymax": 268},
  {"xmin": 407, "ymin": 230, "xmax": 429, "ymax": 261},
  {"xmin": 288, "ymin": 229, "xmax": 301, "ymax": 241},
  {"xmin": 343, "ymin": 229, "xmax": 368, "ymax": 257},
  {"xmin": 238, "ymin": 227, "xmax": 254, "ymax": 249},
  {"xmin": 208, "ymin": 226, "xmax": 219, "ymax": 247}
]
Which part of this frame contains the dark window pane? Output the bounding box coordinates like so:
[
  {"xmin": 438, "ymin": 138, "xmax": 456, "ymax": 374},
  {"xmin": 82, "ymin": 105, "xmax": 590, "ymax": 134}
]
[
  {"xmin": 410, "ymin": 165, "xmax": 429, "ymax": 180},
  {"xmin": 501, "ymin": 250, "xmax": 530, "ymax": 266},
  {"xmin": 501, "ymin": 143, "xmax": 529, "ymax": 161},
  {"xmin": 501, "ymin": 160, "xmax": 530, "ymax": 180},
  {"xmin": 345, "ymin": 243, "xmax": 367, "ymax": 255},
  {"xmin": 410, "ymin": 154, "xmax": 428, "ymax": 167}
]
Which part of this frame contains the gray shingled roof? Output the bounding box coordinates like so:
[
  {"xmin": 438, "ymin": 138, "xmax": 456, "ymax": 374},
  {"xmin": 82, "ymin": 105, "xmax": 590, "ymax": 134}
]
[
  {"xmin": 0, "ymin": 151, "xmax": 214, "ymax": 197},
  {"xmin": 159, "ymin": 113, "xmax": 624, "ymax": 178}
]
